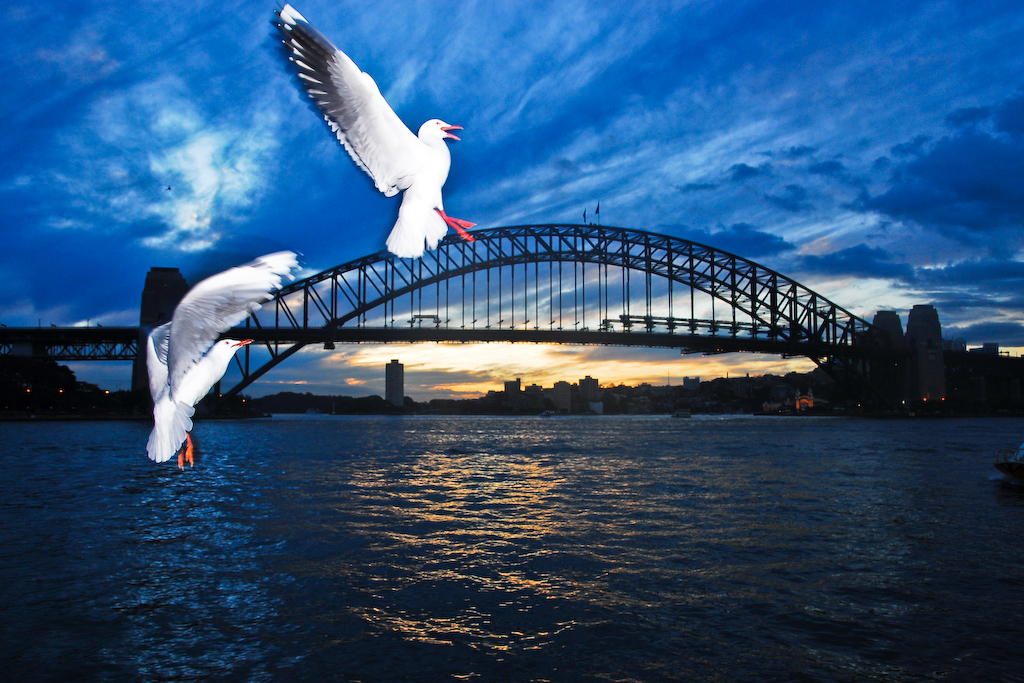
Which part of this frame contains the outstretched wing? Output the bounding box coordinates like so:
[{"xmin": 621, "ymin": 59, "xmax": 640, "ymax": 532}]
[
  {"xmin": 167, "ymin": 251, "xmax": 299, "ymax": 393},
  {"xmin": 274, "ymin": 4, "xmax": 422, "ymax": 197},
  {"xmin": 146, "ymin": 322, "xmax": 172, "ymax": 402}
]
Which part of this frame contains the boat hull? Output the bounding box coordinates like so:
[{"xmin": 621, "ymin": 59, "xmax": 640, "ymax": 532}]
[{"xmin": 994, "ymin": 461, "xmax": 1024, "ymax": 481}]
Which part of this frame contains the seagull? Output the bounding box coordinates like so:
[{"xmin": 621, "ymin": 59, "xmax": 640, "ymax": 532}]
[
  {"xmin": 146, "ymin": 251, "xmax": 299, "ymax": 468},
  {"xmin": 273, "ymin": 4, "xmax": 475, "ymax": 259}
]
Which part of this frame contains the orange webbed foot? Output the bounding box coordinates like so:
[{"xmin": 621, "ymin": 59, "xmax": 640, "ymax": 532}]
[{"xmin": 177, "ymin": 434, "xmax": 194, "ymax": 470}]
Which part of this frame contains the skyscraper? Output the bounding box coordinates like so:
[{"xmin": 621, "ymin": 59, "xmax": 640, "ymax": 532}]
[{"xmin": 385, "ymin": 359, "xmax": 404, "ymax": 407}]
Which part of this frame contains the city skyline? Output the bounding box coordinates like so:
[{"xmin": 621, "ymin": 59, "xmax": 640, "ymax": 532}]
[{"xmin": 3, "ymin": 1, "xmax": 1023, "ymax": 399}]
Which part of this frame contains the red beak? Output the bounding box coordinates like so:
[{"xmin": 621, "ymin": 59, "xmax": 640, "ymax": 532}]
[
  {"xmin": 231, "ymin": 339, "xmax": 253, "ymax": 348},
  {"xmin": 441, "ymin": 124, "xmax": 462, "ymax": 141}
]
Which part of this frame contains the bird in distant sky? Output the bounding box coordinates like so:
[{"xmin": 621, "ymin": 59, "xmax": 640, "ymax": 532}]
[
  {"xmin": 273, "ymin": 4, "xmax": 475, "ymax": 259},
  {"xmin": 146, "ymin": 251, "xmax": 299, "ymax": 468}
]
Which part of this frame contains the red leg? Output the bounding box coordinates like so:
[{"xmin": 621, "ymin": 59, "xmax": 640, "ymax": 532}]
[{"xmin": 436, "ymin": 209, "xmax": 476, "ymax": 242}]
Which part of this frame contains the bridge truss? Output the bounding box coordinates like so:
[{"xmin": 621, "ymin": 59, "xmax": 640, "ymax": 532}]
[{"xmin": 227, "ymin": 225, "xmax": 901, "ymax": 404}]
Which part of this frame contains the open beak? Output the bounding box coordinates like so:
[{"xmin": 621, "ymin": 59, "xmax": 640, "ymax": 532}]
[
  {"xmin": 232, "ymin": 339, "xmax": 253, "ymax": 348},
  {"xmin": 441, "ymin": 124, "xmax": 462, "ymax": 141}
]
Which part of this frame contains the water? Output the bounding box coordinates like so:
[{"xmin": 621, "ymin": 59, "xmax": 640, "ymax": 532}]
[{"xmin": 3, "ymin": 415, "xmax": 1024, "ymax": 682}]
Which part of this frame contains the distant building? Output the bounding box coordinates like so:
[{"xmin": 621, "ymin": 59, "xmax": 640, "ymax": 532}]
[
  {"xmin": 579, "ymin": 375, "xmax": 600, "ymax": 402},
  {"xmin": 385, "ymin": 359, "xmax": 404, "ymax": 407},
  {"xmin": 504, "ymin": 378, "xmax": 522, "ymax": 395},
  {"xmin": 944, "ymin": 338, "xmax": 967, "ymax": 352},
  {"xmin": 549, "ymin": 381, "xmax": 572, "ymax": 412},
  {"xmin": 683, "ymin": 376, "xmax": 700, "ymax": 391},
  {"xmin": 969, "ymin": 343, "xmax": 1000, "ymax": 355}
]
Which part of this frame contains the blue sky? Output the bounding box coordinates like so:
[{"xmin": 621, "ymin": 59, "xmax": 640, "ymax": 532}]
[{"xmin": 3, "ymin": 0, "xmax": 1023, "ymax": 398}]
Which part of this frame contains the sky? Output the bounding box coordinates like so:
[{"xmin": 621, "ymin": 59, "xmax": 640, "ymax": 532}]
[{"xmin": 2, "ymin": 0, "xmax": 1024, "ymax": 400}]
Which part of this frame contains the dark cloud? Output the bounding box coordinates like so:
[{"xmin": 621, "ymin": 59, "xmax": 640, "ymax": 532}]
[
  {"xmin": 730, "ymin": 163, "xmax": 770, "ymax": 182},
  {"xmin": 764, "ymin": 184, "xmax": 811, "ymax": 212},
  {"xmin": 677, "ymin": 182, "xmax": 718, "ymax": 193},
  {"xmin": 891, "ymin": 135, "xmax": 930, "ymax": 157},
  {"xmin": 943, "ymin": 321, "xmax": 1024, "ymax": 347},
  {"xmin": 909, "ymin": 259, "xmax": 1024, "ymax": 318},
  {"xmin": 864, "ymin": 127, "xmax": 1024, "ymax": 237},
  {"xmin": 994, "ymin": 91, "xmax": 1024, "ymax": 136},
  {"xmin": 808, "ymin": 160, "xmax": 846, "ymax": 178},
  {"xmin": 783, "ymin": 145, "xmax": 817, "ymax": 159},
  {"xmin": 799, "ymin": 244, "xmax": 915, "ymax": 281},
  {"xmin": 945, "ymin": 106, "xmax": 991, "ymax": 129},
  {"xmin": 914, "ymin": 258, "xmax": 1024, "ymax": 288},
  {"xmin": 762, "ymin": 145, "xmax": 817, "ymax": 159},
  {"xmin": 681, "ymin": 223, "xmax": 795, "ymax": 259}
]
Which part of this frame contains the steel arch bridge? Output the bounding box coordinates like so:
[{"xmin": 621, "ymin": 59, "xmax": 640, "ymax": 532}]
[{"xmin": 225, "ymin": 224, "xmax": 902, "ymax": 403}]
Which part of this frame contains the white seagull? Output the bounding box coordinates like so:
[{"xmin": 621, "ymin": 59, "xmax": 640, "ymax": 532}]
[
  {"xmin": 273, "ymin": 4, "xmax": 475, "ymax": 259},
  {"xmin": 146, "ymin": 251, "xmax": 299, "ymax": 468}
]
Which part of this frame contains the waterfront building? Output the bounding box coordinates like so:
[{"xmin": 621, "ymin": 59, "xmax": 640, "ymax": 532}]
[
  {"xmin": 579, "ymin": 375, "xmax": 600, "ymax": 402},
  {"xmin": 385, "ymin": 359, "xmax": 404, "ymax": 407},
  {"xmin": 549, "ymin": 381, "xmax": 572, "ymax": 412}
]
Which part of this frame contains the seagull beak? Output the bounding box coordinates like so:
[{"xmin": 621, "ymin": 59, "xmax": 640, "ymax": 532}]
[
  {"xmin": 441, "ymin": 124, "xmax": 462, "ymax": 141},
  {"xmin": 232, "ymin": 339, "xmax": 253, "ymax": 348}
]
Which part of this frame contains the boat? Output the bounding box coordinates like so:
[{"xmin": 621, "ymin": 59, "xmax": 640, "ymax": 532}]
[
  {"xmin": 671, "ymin": 409, "xmax": 692, "ymax": 418},
  {"xmin": 994, "ymin": 443, "xmax": 1024, "ymax": 480}
]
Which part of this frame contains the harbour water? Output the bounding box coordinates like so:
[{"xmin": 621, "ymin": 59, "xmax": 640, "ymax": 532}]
[{"xmin": 3, "ymin": 414, "xmax": 1024, "ymax": 682}]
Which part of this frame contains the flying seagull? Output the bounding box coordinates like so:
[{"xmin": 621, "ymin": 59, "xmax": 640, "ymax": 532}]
[
  {"xmin": 146, "ymin": 251, "xmax": 299, "ymax": 468},
  {"xmin": 273, "ymin": 4, "xmax": 475, "ymax": 259}
]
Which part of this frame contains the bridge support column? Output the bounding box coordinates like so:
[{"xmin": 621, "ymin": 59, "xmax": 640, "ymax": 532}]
[
  {"xmin": 131, "ymin": 267, "xmax": 190, "ymax": 397},
  {"xmin": 906, "ymin": 304, "xmax": 946, "ymax": 402}
]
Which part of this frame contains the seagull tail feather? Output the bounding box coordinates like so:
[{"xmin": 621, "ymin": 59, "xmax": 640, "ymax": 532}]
[{"xmin": 146, "ymin": 399, "xmax": 195, "ymax": 464}]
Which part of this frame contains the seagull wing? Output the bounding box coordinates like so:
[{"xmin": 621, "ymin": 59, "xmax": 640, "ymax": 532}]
[
  {"xmin": 275, "ymin": 4, "xmax": 422, "ymax": 198},
  {"xmin": 146, "ymin": 322, "xmax": 172, "ymax": 402},
  {"xmin": 167, "ymin": 251, "xmax": 298, "ymax": 394}
]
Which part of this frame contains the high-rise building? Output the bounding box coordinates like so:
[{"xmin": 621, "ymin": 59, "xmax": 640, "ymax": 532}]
[
  {"xmin": 579, "ymin": 375, "xmax": 600, "ymax": 402},
  {"xmin": 549, "ymin": 381, "xmax": 572, "ymax": 412},
  {"xmin": 385, "ymin": 359, "xmax": 404, "ymax": 407}
]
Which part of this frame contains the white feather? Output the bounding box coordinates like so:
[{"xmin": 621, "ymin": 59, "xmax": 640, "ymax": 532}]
[
  {"xmin": 145, "ymin": 252, "xmax": 299, "ymax": 464},
  {"xmin": 274, "ymin": 5, "xmax": 471, "ymax": 258}
]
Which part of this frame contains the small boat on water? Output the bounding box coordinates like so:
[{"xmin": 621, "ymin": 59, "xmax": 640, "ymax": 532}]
[
  {"xmin": 671, "ymin": 409, "xmax": 691, "ymax": 418},
  {"xmin": 994, "ymin": 443, "xmax": 1024, "ymax": 480}
]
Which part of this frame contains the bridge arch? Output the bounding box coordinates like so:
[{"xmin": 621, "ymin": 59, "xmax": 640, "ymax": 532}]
[{"xmin": 227, "ymin": 225, "xmax": 900, "ymax": 403}]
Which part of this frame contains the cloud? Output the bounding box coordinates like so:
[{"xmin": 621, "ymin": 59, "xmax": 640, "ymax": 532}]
[
  {"xmin": 808, "ymin": 160, "xmax": 847, "ymax": 178},
  {"xmin": 780, "ymin": 145, "xmax": 817, "ymax": 159},
  {"xmin": 677, "ymin": 182, "xmax": 718, "ymax": 194},
  {"xmin": 34, "ymin": 74, "xmax": 282, "ymax": 253},
  {"xmin": 863, "ymin": 91, "xmax": 1024, "ymax": 250},
  {"xmin": 890, "ymin": 135, "xmax": 930, "ymax": 157},
  {"xmin": 943, "ymin": 321, "xmax": 1024, "ymax": 347},
  {"xmin": 799, "ymin": 244, "xmax": 915, "ymax": 281},
  {"xmin": 764, "ymin": 184, "xmax": 811, "ymax": 212},
  {"xmin": 680, "ymin": 223, "xmax": 795, "ymax": 259},
  {"xmin": 730, "ymin": 163, "xmax": 770, "ymax": 182}
]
